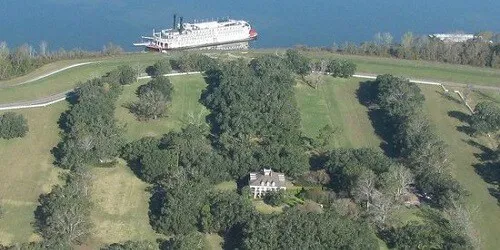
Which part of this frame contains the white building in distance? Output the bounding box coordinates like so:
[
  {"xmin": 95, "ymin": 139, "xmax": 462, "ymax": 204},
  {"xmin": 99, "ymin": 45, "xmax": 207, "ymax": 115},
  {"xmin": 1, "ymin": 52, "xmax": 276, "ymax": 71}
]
[
  {"xmin": 429, "ymin": 33, "xmax": 475, "ymax": 43},
  {"xmin": 249, "ymin": 169, "xmax": 286, "ymax": 198}
]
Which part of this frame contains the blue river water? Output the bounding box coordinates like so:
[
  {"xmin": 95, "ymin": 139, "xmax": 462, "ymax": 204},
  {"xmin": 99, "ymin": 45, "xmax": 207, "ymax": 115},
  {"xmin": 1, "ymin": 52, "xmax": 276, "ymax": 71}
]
[{"xmin": 0, "ymin": 0, "xmax": 499, "ymax": 51}]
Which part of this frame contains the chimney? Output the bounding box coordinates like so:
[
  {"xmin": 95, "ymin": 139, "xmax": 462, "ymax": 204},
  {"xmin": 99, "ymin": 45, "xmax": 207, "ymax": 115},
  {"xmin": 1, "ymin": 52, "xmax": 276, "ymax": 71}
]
[
  {"xmin": 263, "ymin": 169, "xmax": 271, "ymax": 176},
  {"xmin": 250, "ymin": 173, "xmax": 257, "ymax": 181},
  {"xmin": 173, "ymin": 14, "xmax": 177, "ymax": 29},
  {"xmin": 278, "ymin": 174, "xmax": 285, "ymax": 182}
]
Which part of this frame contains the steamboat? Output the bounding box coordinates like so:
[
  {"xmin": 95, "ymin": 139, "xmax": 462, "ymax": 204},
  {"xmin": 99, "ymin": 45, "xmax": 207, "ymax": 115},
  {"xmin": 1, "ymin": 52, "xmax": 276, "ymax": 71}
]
[{"xmin": 134, "ymin": 15, "xmax": 258, "ymax": 52}]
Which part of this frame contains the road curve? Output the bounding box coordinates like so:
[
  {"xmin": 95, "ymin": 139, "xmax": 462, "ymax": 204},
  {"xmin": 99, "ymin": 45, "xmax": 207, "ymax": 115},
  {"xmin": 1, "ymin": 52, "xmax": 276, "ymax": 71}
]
[
  {"xmin": 1, "ymin": 70, "xmax": 500, "ymax": 111},
  {"xmin": 0, "ymin": 71, "xmax": 202, "ymax": 111},
  {"xmin": 1, "ymin": 62, "xmax": 97, "ymax": 88}
]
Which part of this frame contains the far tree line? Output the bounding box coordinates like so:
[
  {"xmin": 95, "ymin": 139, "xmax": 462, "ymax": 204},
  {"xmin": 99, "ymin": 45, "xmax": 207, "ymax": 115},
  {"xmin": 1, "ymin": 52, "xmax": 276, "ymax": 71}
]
[{"xmin": 297, "ymin": 31, "xmax": 500, "ymax": 68}]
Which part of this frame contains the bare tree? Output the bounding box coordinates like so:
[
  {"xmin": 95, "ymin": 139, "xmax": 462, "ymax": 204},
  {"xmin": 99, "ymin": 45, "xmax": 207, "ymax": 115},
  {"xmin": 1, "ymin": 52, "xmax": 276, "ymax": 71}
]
[
  {"xmin": 382, "ymin": 164, "xmax": 414, "ymax": 200},
  {"xmin": 39, "ymin": 41, "xmax": 48, "ymax": 57},
  {"xmin": 445, "ymin": 202, "xmax": 481, "ymax": 249},
  {"xmin": 352, "ymin": 170, "xmax": 378, "ymax": 211},
  {"xmin": 369, "ymin": 192, "xmax": 395, "ymax": 227}
]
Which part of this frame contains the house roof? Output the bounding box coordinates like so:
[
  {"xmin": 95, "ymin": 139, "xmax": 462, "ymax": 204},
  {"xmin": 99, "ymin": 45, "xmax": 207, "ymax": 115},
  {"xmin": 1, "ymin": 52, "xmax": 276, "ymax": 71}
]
[{"xmin": 249, "ymin": 169, "xmax": 286, "ymax": 188}]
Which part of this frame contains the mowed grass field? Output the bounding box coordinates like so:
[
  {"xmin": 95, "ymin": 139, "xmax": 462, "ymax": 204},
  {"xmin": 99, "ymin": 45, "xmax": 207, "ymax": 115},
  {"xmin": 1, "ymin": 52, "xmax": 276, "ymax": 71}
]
[
  {"xmin": 116, "ymin": 74, "xmax": 209, "ymax": 141},
  {"xmin": 0, "ymin": 103, "xmax": 66, "ymax": 245},
  {"xmin": 420, "ymin": 85, "xmax": 500, "ymax": 249},
  {"xmin": 0, "ymin": 53, "xmax": 164, "ymax": 103},
  {"xmin": 0, "ymin": 73, "xmax": 208, "ymax": 247},
  {"xmin": 295, "ymin": 76, "xmax": 381, "ymax": 148}
]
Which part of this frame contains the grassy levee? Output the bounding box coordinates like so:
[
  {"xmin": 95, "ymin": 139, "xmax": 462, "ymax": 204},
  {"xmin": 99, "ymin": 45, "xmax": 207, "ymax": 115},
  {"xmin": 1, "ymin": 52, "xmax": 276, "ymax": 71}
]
[
  {"xmin": 248, "ymin": 49, "xmax": 500, "ymax": 87},
  {"xmin": 295, "ymin": 76, "xmax": 381, "ymax": 148},
  {"xmin": 0, "ymin": 53, "xmax": 164, "ymax": 103},
  {"xmin": 421, "ymin": 86, "xmax": 500, "ymax": 249},
  {"xmin": 0, "ymin": 103, "xmax": 66, "ymax": 245}
]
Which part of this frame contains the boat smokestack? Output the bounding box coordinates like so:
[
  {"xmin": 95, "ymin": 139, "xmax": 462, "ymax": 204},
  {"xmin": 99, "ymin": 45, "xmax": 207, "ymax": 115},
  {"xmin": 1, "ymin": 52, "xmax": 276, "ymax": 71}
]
[
  {"xmin": 179, "ymin": 16, "xmax": 184, "ymax": 32},
  {"xmin": 173, "ymin": 14, "xmax": 177, "ymax": 29}
]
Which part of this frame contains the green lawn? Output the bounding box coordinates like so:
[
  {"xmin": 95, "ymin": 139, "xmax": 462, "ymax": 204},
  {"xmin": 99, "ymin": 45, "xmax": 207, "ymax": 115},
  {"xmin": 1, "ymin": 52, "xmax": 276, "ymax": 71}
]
[
  {"xmin": 116, "ymin": 74, "xmax": 209, "ymax": 141},
  {"xmin": 420, "ymin": 85, "xmax": 500, "ymax": 249},
  {"xmin": 295, "ymin": 76, "xmax": 381, "ymax": 148},
  {"xmin": 0, "ymin": 103, "xmax": 66, "ymax": 245},
  {"xmin": 88, "ymin": 162, "xmax": 162, "ymax": 247}
]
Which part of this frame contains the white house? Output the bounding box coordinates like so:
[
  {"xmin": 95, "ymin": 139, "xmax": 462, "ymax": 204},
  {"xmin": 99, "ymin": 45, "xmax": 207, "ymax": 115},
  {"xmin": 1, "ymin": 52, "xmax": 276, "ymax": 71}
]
[{"xmin": 249, "ymin": 169, "xmax": 286, "ymax": 198}]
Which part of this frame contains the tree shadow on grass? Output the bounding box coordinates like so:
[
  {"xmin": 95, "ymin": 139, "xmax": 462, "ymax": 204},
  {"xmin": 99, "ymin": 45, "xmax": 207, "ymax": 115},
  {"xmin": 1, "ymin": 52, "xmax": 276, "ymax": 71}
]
[
  {"xmin": 463, "ymin": 138, "xmax": 500, "ymax": 205},
  {"xmin": 356, "ymin": 81, "xmax": 397, "ymax": 157},
  {"xmin": 447, "ymin": 110, "xmax": 475, "ymax": 136}
]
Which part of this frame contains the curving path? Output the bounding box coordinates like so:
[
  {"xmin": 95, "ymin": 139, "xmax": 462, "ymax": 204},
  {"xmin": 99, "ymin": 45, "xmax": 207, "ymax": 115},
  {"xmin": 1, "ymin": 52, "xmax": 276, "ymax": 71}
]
[
  {"xmin": 1, "ymin": 65, "xmax": 500, "ymax": 111},
  {"xmin": 0, "ymin": 62, "xmax": 97, "ymax": 88},
  {"xmin": 0, "ymin": 71, "xmax": 201, "ymax": 111}
]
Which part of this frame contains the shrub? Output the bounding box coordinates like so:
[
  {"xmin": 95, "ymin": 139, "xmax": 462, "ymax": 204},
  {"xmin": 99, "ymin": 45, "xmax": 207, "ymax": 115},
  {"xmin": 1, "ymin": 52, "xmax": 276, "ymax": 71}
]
[
  {"xmin": 263, "ymin": 190, "xmax": 286, "ymax": 206},
  {"xmin": 0, "ymin": 112, "xmax": 29, "ymax": 139},
  {"xmin": 147, "ymin": 59, "xmax": 172, "ymax": 77},
  {"xmin": 327, "ymin": 59, "xmax": 356, "ymax": 78}
]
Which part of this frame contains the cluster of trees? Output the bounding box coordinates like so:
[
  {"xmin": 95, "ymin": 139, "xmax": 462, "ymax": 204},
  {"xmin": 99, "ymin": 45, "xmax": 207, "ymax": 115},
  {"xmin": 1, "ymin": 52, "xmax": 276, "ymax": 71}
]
[
  {"xmin": 146, "ymin": 59, "xmax": 172, "ymax": 77},
  {"xmin": 242, "ymin": 208, "xmax": 378, "ymax": 249},
  {"xmin": 373, "ymin": 74, "xmax": 463, "ymax": 208},
  {"xmin": 299, "ymin": 31, "xmax": 500, "ymax": 68},
  {"xmin": 202, "ymin": 55, "xmax": 309, "ymax": 178},
  {"xmin": 324, "ymin": 148, "xmax": 413, "ymax": 226},
  {"xmin": 33, "ymin": 168, "xmax": 93, "ymax": 248},
  {"xmin": 54, "ymin": 66, "xmax": 135, "ymax": 170},
  {"xmin": 129, "ymin": 76, "xmax": 173, "ymax": 120},
  {"xmin": 170, "ymin": 53, "xmax": 218, "ymax": 72},
  {"xmin": 369, "ymin": 74, "xmax": 476, "ymax": 247},
  {"xmin": 0, "ymin": 41, "xmax": 123, "ymax": 80},
  {"xmin": 121, "ymin": 125, "xmax": 229, "ymax": 184},
  {"xmin": 470, "ymin": 101, "xmax": 500, "ymax": 135},
  {"xmin": 0, "ymin": 112, "xmax": 29, "ymax": 139}
]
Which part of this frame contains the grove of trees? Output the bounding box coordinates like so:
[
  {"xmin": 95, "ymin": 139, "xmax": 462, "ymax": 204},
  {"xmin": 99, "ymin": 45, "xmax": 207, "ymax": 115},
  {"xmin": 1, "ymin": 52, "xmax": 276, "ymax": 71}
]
[
  {"xmin": 0, "ymin": 112, "xmax": 29, "ymax": 139},
  {"xmin": 129, "ymin": 76, "xmax": 174, "ymax": 120},
  {"xmin": 202, "ymin": 55, "xmax": 309, "ymax": 179}
]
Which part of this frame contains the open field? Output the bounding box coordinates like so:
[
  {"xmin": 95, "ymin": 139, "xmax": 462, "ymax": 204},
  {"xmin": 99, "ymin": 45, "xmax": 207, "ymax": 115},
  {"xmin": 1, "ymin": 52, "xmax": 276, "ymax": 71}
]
[
  {"xmin": 420, "ymin": 85, "xmax": 500, "ymax": 249},
  {"xmin": 295, "ymin": 76, "xmax": 381, "ymax": 148},
  {"xmin": 116, "ymin": 74, "xmax": 209, "ymax": 141},
  {"xmin": 0, "ymin": 73, "xmax": 207, "ymax": 246},
  {"xmin": 88, "ymin": 162, "xmax": 161, "ymax": 247},
  {"xmin": 0, "ymin": 103, "xmax": 66, "ymax": 245}
]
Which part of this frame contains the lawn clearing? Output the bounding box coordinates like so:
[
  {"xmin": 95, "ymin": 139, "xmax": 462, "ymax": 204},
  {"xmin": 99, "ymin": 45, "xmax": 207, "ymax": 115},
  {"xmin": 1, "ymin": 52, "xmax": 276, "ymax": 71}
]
[
  {"xmin": 205, "ymin": 233, "xmax": 223, "ymax": 250},
  {"xmin": 0, "ymin": 103, "xmax": 66, "ymax": 245},
  {"xmin": 420, "ymin": 85, "xmax": 500, "ymax": 249},
  {"xmin": 88, "ymin": 162, "xmax": 161, "ymax": 247},
  {"xmin": 116, "ymin": 74, "xmax": 209, "ymax": 141},
  {"xmin": 295, "ymin": 76, "xmax": 381, "ymax": 148}
]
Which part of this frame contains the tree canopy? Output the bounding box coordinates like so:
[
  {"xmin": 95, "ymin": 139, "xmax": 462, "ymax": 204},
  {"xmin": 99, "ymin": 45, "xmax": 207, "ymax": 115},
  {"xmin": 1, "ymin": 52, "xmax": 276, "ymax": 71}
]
[
  {"xmin": 55, "ymin": 77, "xmax": 124, "ymax": 169},
  {"xmin": 470, "ymin": 101, "xmax": 500, "ymax": 134},
  {"xmin": 202, "ymin": 56, "xmax": 308, "ymax": 178},
  {"xmin": 0, "ymin": 112, "xmax": 29, "ymax": 139},
  {"xmin": 242, "ymin": 209, "xmax": 379, "ymax": 250}
]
